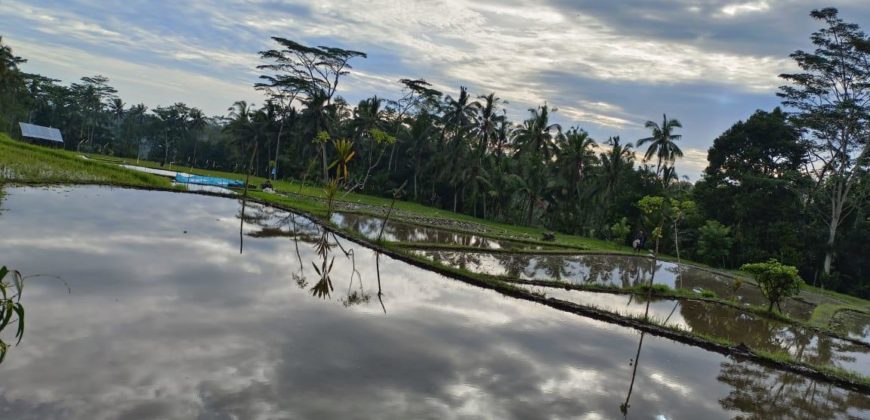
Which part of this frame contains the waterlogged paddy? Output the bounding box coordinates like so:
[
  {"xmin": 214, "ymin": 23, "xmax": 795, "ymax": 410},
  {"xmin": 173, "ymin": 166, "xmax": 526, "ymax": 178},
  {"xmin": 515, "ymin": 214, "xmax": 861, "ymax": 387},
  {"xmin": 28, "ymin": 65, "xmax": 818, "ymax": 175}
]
[
  {"xmin": 413, "ymin": 249, "xmax": 815, "ymax": 320},
  {"xmin": 0, "ymin": 187, "xmax": 868, "ymax": 419},
  {"xmin": 832, "ymin": 310, "xmax": 870, "ymax": 342},
  {"xmin": 330, "ymin": 212, "xmax": 532, "ymax": 250},
  {"xmin": 518, "ymin": 285, "xmax": 870, "ymax": 376}
]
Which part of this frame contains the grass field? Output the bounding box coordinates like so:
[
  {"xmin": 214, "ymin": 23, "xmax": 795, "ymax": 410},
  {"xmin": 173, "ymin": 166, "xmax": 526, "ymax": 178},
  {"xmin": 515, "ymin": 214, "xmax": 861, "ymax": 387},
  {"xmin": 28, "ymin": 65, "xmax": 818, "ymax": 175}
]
[{"xmin": 0, "ymin": 134, "xmax": 173, "ymax": 188}]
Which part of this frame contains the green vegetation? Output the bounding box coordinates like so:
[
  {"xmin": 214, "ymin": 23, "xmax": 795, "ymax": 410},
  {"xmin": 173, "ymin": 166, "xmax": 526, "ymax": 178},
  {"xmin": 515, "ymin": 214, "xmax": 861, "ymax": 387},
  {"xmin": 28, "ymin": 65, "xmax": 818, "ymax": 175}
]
[
  {"xmin": 0, "ymin": 266, "xmax": 25, "ymax": 364},
  {"xmin": 742, "ymin": 260, "xmax": 805, "ymax": 313},
  {"xmin": 0, "ymin": 134, "xmax": 172, "ymax": 187}
]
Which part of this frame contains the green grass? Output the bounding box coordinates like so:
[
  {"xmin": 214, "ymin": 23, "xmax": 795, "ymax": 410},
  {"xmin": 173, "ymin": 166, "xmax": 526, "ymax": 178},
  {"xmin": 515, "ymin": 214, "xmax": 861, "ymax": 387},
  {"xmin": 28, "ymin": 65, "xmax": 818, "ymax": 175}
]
[{"xmin": 0, "ymin": 135, "xmax": 173, "ymax": 188}]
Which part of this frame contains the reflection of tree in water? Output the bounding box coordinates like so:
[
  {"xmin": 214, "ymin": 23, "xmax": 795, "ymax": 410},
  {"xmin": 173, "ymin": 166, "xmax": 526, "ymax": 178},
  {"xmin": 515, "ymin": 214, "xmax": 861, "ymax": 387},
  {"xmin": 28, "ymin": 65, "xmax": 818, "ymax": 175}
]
[
  {"xmin": 533, "ymin": 255, "xmax": 571, "ymax": 281},
  {"xmin": 678, "ymin": 300, "xmax": 867, "ymax": 370},
  {"xmin": 717, "ymin": 360, "xmax": 870, "ymax": 418},
  {"xmin": 238, "ymin": 204, "xmax": 386, "ymax": 312}
]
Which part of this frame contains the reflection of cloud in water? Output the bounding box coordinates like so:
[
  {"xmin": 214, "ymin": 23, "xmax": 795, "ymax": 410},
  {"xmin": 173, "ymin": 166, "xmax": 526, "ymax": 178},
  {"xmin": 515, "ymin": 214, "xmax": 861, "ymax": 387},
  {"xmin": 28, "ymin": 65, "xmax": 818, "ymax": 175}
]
[{"xmin": 0, "ymin": 186, "xmax": 866, "ymax": 419}]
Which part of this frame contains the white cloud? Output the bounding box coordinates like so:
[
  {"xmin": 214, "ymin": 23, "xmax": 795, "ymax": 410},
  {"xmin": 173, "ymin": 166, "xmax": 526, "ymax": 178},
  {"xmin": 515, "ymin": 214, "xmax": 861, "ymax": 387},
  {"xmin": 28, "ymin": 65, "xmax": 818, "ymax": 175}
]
[
  {"xmin": 719, "ymin": 1, "xmax": 771, "ymax": 17},
  {"xmin": 9, "ymin": 38, "xmax": 259, "ymax": 116}
]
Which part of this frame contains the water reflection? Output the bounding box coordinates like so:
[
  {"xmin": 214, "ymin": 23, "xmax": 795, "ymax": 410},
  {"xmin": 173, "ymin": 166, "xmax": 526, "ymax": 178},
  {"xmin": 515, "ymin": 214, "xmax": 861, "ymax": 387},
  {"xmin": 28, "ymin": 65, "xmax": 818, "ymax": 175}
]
[
  {"xmin": 831, "ymin": 310, "xmax": 870, "ymax": 342},
  {"xmin": 416, "ymin": 250, "xmax": 814, "ymax": 320},
  {"xmin": 524, "ymin": 286, "xmax": 870, "ymax": 376},
  {"xmin": 331, "ymin": 212, "xmax": 527, "ymax": 250},
  {"xmin": 0, "ymin": 186, "xmax": 867, "ymax": 419}
]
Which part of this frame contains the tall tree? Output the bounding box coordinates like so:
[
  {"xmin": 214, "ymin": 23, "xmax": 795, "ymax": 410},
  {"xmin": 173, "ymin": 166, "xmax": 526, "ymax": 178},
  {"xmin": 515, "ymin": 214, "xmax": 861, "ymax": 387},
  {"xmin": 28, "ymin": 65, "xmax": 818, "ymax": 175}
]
[
  {"xmin": 258, "ymin": 38, "xmax": 366, "ymax": 181},
  {"xmin": 637, "ymin": 114, "xmax": 683, "ymax": 182},
  {"xmin": 778, "ymin": 8, "xmax": 870, "ymax": 276}
]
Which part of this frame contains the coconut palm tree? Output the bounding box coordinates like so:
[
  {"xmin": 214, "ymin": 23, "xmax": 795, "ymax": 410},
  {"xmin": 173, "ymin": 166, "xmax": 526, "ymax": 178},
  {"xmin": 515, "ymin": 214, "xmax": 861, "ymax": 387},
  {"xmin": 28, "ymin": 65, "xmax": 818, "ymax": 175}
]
[
  {"xmin": 599, "ymin": 136, "xmax": 634, "ymax": 198},
  {"xmin": 637, "ymin": 114, "xmax": 683, "ymax": 180},
  {"xmin": 512, "ymin": 104, "xmax": 562, "ymax": 164},
  {"xmin": 475, "ymin": 93, "xmax": 504, "ymax": 157}
]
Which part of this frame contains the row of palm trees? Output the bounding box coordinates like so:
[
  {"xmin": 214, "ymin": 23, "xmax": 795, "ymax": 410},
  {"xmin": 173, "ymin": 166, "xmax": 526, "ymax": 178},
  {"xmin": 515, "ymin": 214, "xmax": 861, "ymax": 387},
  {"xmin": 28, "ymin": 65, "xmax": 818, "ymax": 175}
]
[{"xmin": 218, "ymin": 80, "xmax": 685, "ymax": 234}]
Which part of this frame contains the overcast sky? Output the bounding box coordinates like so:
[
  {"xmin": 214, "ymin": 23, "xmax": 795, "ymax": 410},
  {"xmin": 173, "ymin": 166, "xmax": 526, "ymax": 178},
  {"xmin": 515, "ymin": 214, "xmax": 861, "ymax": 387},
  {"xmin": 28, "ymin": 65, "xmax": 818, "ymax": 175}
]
[{"xmin": 3, "ymin": 0, "xmax": 870, "ymax": 179}]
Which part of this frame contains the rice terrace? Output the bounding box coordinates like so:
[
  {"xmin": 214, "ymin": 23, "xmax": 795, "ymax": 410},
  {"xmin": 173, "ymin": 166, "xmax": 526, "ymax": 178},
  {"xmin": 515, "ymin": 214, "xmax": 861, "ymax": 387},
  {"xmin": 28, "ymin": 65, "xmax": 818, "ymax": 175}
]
[{"xmin": 1, "ymin": 2, "xmax": 869, "ymax": 419}]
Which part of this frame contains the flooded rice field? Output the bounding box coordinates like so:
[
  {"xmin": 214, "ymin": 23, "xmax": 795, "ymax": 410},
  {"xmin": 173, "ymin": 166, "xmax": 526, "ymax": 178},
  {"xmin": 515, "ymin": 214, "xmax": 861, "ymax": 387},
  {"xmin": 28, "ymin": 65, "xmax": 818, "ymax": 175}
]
[
  {"xmin": 0, "ymin": 186, "xmax": 867, "ymax": 419},
  {"xmin": 330, "ymin": 212, "xmax": 534, "ymax": 250},
  {"xmin": 413, "ymin": 249, "xmax": 815, "ymax": 320},
  {"xmin": 518, "ymin": 285, "xmax": 870, "ymax": 376},
  {"xmin": 832, "ymin": 310, "xmax": 870, "ymax": 343}
]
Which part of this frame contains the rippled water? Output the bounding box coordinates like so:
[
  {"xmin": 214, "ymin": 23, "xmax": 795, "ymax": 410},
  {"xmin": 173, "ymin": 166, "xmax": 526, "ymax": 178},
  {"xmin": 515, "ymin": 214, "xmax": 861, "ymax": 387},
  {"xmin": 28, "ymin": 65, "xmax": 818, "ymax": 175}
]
[
  {"xmin": 413, "ymin": 249, "xmax": 815, "ymax": 320},
  {"xmin": 0, "ymin": 186, "xmax": 866, "ymax": 419}
]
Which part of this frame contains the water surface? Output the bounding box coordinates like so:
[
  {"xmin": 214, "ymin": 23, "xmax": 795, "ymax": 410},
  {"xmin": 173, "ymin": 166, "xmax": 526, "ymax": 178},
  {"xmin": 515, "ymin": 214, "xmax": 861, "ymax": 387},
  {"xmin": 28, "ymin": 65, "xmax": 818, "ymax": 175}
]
[
  {"xmin": 330, "ymin": 212, "xmax": 535, "ymax": 250},
  {"xmin": 519, "ymin": 285, "xmax": 870, "ymax": 376},
  {"xmin": 0, "ymin": 186, "xmax": 866, "ymax": 419},
  {"xmin": 414, "ymin": 250, "xmax": 814, "ymax": 320}
]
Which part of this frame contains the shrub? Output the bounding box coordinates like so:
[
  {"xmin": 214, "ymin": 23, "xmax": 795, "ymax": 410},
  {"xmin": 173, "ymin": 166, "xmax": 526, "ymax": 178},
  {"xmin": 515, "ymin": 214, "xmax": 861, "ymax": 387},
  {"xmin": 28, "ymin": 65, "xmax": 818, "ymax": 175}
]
[
  {"xmin": 741, "ymin": 259, "xmax": 803, "ymax": 312},
  {"xmin": 610, "ymin": 217, "xmax": 631, "ymax": 245},
  {"xmin": 697, "ymin": 220, "xmax": 732, "ymax": 266}
]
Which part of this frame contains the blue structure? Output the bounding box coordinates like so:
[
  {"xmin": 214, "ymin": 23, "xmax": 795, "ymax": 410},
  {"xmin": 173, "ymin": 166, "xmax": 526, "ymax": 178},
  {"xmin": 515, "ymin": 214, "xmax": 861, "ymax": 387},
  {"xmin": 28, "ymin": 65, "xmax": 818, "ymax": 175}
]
[{"xmin": 175, "ymin": 173, "xmax": 244, "ymax": 188}]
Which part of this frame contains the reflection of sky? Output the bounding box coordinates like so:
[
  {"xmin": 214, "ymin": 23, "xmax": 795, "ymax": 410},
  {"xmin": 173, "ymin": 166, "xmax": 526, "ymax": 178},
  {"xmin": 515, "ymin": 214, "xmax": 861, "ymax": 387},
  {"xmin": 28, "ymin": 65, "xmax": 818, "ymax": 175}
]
[
  {"xmin": 524, "ymin": 287, "xmax": 870, "ymax": 376},
  {"xmin": 331, "ymin": 212, "xmax": 506, "ymax": 249},
  {"xmin": 413, "ymin": 250, "xmax": 808, "ymax": 313},
  {"xmin": 0, "ymin": 186, "xmax": 867, "ymax": 419}
]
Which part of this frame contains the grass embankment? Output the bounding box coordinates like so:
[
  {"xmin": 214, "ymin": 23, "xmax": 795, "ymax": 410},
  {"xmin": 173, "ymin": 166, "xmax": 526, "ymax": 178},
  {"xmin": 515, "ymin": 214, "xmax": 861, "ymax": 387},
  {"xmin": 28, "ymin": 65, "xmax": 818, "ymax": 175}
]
[
  {"xmin": 0, "ymin": 134, "xmax": 173, "ymax": 188},
  {"xmin": 4, "ymin": 136, "xmax": 870, "ymax": 389}
]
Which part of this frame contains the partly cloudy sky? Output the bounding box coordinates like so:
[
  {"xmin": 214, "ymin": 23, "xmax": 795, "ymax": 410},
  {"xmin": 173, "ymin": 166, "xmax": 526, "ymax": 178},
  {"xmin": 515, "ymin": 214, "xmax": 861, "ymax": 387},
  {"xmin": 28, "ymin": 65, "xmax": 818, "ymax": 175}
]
[{"xmin": 3, "ymin": 0, "xmax": 870, "ymax": 178}]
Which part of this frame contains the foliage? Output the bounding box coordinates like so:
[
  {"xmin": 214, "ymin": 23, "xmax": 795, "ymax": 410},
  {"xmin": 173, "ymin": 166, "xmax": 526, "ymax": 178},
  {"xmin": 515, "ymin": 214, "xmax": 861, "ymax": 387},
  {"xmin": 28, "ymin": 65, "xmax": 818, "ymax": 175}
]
[
  {"xmin": 741, "ymin": 259, "xmax": 804, "ymax": 312},
  {"xmin": 609, "ymin": 217, "xmax": 631, "ymax": 245},
  {"xmin": 778, "ymin": 8, "xmax": 870, "ymax": 277},
  {"xmin": 0, "ymin": 266, "xmax": 25, "ymax": 364},
  {"xmin": 694, "ymin": 108, "xmax": 806, "ymax": 268},
  {"xmin": 697, "ymin": 220, "xmax": 733, "ymax": 266},
  {"xmin": 637, "ymin": 195, "xmax": 666, "ymax": 242}
]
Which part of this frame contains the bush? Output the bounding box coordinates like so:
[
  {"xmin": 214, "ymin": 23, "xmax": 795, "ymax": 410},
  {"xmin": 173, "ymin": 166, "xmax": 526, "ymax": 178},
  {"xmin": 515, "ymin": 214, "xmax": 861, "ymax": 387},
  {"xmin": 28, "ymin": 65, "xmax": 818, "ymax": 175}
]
[
  {"xmin": 697, "ymin": 220, "xmax": 732, "ymax": 266},
  {"xmin": 741, "ymin": 259, "xmax": 803, "ymax": 312},
  {"xmin": 610, "ymin": 217, "xmax": 631, "ymax": 245}
]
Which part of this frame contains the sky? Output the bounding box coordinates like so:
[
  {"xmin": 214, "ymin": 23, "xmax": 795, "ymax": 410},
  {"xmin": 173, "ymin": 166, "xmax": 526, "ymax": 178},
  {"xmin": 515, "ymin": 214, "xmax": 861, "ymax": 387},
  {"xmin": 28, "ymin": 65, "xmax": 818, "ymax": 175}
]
[{"xmin": 3, "ymin": 0, "xmax": 870, "ymax": 179}]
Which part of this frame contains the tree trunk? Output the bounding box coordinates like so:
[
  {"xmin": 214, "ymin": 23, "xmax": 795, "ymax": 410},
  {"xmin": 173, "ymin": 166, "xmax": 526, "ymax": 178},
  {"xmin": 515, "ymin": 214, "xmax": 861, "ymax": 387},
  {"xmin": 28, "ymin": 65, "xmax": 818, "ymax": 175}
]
[
  {"xmin": 526, "ymin": 194, "xmax": 535, "ymax": 225},
  {"xmin": 822, "ymin": 198, "xmax": 843, "ymax": 277},
  {"xmin": 321, "ymin": 143, "xmax": 328, "ymax": 182},
  {"xmin": 413, "ymin": 170, "xmax": 418, "ymax": 201},
  {"xmin": 274, "ymin": 119, "xmax": 285, "ymax": 180},
  {"xmin": 388, "ymin": 143, "xmax": 396, "ymax": 173}
]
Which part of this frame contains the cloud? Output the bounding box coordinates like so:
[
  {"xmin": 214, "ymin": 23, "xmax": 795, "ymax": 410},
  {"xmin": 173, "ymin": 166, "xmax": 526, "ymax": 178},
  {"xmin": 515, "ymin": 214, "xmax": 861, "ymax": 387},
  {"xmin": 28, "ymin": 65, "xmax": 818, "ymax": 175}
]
[{"xmin": 4, "ymin": 0, "xmax": 870, "ymax": 180}]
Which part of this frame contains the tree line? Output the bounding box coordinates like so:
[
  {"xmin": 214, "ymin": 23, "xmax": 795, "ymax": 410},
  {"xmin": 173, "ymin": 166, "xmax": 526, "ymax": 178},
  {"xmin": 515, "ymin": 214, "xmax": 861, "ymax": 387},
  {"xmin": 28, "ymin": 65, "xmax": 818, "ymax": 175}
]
[{"xmin": 0, "ymin": 8, "xmax": 867, "ymax": 297}]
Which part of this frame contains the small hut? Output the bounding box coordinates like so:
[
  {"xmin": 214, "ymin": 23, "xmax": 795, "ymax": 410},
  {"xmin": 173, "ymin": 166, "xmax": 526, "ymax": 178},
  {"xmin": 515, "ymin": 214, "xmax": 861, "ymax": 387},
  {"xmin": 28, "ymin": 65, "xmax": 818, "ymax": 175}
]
[{"xmin": 19, "ymin": 122, "xmax": 63, "ymax": 147}]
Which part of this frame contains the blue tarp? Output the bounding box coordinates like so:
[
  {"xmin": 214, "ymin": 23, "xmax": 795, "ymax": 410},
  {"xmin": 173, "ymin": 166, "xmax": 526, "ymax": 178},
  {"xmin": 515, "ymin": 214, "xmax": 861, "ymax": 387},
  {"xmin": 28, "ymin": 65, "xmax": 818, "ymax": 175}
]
[{"xmin": 175, "ymin": 173, "xmax": 244, "ymax": 188}]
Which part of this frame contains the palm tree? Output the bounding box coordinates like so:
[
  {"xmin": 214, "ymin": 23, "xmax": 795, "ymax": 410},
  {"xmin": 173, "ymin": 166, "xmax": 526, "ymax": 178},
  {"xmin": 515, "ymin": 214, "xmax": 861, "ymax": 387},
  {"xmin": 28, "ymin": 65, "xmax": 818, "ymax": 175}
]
[
  {"xmin": 402, "ymin": 111, "xmax": 436, "ymax": 200},
  {"xmin": 512, "ymin": 104, "xmax": 562, "ymax": 163},
  {"xmin": 475, "ymin": 93, "xmax": 504, "ymax": 157},
  {"xmin": 555, "ymin": 128, "xmax": 597, "ymax": 226},
  {"xmin": 441, "ymin": 87, "xmax": 480, "ymax": 144},
  {"xmin": 599, "ymin": 136, "xmax": 634, "ymax": 200},
  {"xmin": 188, "ymin": 108, "xmax": 206, "ymax": 168},
  {"xmin": 637, "ymin": 114, "xmax": 683, "ymax": 181},
  {"xmin": 225, "ymin": 101, "xmax": 258, "ymax": 170}
]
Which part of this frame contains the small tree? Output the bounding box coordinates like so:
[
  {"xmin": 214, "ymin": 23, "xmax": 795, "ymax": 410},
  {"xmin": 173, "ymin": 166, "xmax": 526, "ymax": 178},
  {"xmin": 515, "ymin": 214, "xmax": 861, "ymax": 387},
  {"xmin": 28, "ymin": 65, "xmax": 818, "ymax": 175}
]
[
  {"xmin": 741, "ymin": 259, "xmax": 804, "ymax": 313},
  {"xmin": 610, "ymin": 217, "xmax": 631, "ymax": 245},
  {"xmin": 697, "ymin": 220, "xmax": 732, "ymax": 267}
]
